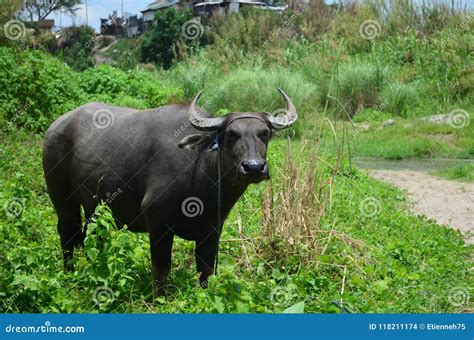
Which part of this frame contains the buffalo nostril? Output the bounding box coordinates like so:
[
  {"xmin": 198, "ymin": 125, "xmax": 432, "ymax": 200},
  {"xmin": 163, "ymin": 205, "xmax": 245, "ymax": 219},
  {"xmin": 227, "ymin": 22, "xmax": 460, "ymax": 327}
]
[{"xmin": 242, "ymin": 160, "xmax": 267, "ymax": 174}]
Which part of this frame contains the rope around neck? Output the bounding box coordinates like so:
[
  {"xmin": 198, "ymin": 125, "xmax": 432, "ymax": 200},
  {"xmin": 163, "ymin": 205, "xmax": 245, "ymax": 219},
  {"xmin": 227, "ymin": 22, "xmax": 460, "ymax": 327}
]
[{"xmin": 214, "ymin": 144, "xmax": 222, "ymax": 275}]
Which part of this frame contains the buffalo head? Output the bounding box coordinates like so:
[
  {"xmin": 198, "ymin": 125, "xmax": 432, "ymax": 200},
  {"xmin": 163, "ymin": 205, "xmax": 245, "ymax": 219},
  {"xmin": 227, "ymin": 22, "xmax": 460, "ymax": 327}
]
[{"xmin": 178, "ymin": 88, "xmax": 297, "ymax": 183}]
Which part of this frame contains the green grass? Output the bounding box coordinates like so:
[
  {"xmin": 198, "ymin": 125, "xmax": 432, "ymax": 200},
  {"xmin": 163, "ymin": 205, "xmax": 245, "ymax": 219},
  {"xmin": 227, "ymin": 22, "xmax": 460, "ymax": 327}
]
[
  {"xmin": 433, "ymin": 164, "xmax": 474, "ymax": 182},
  {"xmin": 346, "ymin": 114, "xmax": 474, "ymax": 159},
  {"xmin": 1, "ymin": 131, "xmax": 471, "ymax": 313}
]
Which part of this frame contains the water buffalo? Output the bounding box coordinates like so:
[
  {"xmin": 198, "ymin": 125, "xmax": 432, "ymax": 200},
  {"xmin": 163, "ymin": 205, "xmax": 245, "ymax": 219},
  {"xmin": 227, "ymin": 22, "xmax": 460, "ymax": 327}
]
[{"xmin": 42, "ymin": 89, "xmax": 297, "ymax": 295}]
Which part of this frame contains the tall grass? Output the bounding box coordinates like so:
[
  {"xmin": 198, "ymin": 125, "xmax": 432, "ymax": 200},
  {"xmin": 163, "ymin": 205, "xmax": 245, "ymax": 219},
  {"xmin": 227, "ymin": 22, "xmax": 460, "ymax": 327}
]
[
  {"xmin": 318, "ymin": 62, "xmax": 389, "ymax": 117},
  {"xmin": 258, "ymin": 138, "xmax": 346, "ymax": 267},
  {"xmin": 160, "ymin": 0, "xmax": 472, "ymax": 125},
  {"xmin": 381, "ymin": 82, "xmax": 420, "ymax": 117},
  {"xmin": 165, "ymin": 61, "xmax": 319, "ymax": 136}
]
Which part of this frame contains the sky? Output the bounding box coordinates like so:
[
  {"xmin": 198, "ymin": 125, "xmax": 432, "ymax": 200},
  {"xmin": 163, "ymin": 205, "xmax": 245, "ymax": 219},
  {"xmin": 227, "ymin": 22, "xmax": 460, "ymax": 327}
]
[
  {"xmin": 52, "ymin": 0, "xmax": 152, "ymax": 30},
  {"xmin": 52, "ymin": 0, "xmax": 474, "ymax": 31}
]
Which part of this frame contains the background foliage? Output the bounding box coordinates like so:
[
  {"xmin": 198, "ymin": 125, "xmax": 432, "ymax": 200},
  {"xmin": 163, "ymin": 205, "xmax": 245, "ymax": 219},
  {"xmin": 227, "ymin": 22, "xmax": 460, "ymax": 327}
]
[{"xmin": 0, "ymin": 0, "xmax": 472, "ymax": 313}]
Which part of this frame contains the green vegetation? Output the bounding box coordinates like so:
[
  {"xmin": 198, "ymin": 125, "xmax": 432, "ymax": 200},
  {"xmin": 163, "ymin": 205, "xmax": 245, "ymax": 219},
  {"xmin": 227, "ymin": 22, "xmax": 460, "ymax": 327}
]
[
  {"xmin": 349, "ymin": 114, "xmax": 474, "ymax": 159},
  {"xmin": 0, "ymin": 47, "xmax": 181, "ymax": 132},
  {"xmin": 433, "ymin": 163, "xmax": 474, "ymax": 182},
  {"xmin": 56, "ymin": 26, "xmax": 96, "ymax": 71},
  {"xmin": 96, "ymin": 38, "xmax": 141, "ymax": 70},
  {"xmin": 1, "ymin": 132, "xmax": 470, "ymax": 313},
  {"xmin": 140, "ymin": 8, "xmax": 201, "ymax": 69},
  {"xmin": 0, "ymin": 0, "xmax": 472, "ymax": 313}
]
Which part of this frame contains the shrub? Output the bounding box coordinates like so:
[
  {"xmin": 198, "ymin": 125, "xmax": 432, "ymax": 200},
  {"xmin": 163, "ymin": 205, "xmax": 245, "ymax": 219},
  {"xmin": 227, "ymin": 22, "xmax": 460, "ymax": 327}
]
[
  {"xmin": 79, "ymin": 64, "xmax": 128, "ymax": 95},
  {"xmin": 98, "ymin": 38, "xmax": 141, "ymax": 71},
  {"xmin": 321, "ymin": 62, "xmax": 389, "ymax": 117},
  {"xmin": 380, "ymin": 82, "xmax": 419, "ymax": 117},
  {"xmin": 0, "ymin": 47, "xmax": 84, "ymax": 131},
  {"xmin": 79, "ymin": 64, "xmax": 183, "ymax": 108},
  {"xmin": 207, "ymin": 67, "xmax": 318, "ymax": 114},
  {"xmin": 35, "ymin": 32, "xmax": 58, "ymax": 52},
  {"xmin": 140, "ymin": 8, "xmax": 197, "ymax": 69},
  {"xmin": 165, "ymin": 57, "xmax": 222, "ymax": 100},
  {"xmin": 209, "ymin": 8, "xmax": 284, "ymax": 54},
  {"xmin": 57, "ymin": 26, "xmax": 95, "ymax": 71},
  {"xmin": 352, "ymin": 108, "xmax": 391, "ymax": 123},
  {"xmin": 0, "ymin": 0, "xmax": 23, "ymax": 44},
  {"xmin": 0, "ymin": 47, "xmax": 183, "ymax": 132}
]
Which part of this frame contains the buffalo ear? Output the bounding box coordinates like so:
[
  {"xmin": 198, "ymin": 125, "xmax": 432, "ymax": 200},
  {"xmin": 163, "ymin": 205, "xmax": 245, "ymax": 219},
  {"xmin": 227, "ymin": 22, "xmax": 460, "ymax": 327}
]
[{"xmin": 178, "ymin": 134, "xmax": 214, "ymax": 151}]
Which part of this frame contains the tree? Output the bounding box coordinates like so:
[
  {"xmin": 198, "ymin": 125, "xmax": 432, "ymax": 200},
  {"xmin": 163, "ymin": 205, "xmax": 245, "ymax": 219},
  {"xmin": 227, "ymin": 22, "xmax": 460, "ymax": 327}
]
[
  {"xmin": 57, "ymin": 25, "xmax": 95, "ymax": 71},
  {"xmin": 22, "ymin": 0, "xmax": 82, "ymax": 22},
  {"xmin": 140, "ymin": 8, "xmax": 199, "ymax": 69},
  {"xmin": 1, "ymin": 0, "xmax": 23, "ymax": 23}
]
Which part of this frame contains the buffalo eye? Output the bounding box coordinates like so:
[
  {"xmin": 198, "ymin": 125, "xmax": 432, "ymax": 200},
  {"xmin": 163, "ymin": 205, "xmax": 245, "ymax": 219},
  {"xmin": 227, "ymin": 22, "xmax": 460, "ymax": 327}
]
[{"xmin": 260, "ymin": 130, "xmax": 271, "ymax": 141}]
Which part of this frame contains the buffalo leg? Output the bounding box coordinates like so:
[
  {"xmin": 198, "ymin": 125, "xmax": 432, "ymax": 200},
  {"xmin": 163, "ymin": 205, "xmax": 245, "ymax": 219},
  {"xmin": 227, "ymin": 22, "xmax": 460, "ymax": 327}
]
[
  {"xmin": 56, "ymin": 202, "xmax": 83, "ymax": 271},
  {"xmin": 149, "ymin": 230, "xmax": 174, "ymax": 297},
  {"xmin": 195, "ymin": 232, "xmax": 220, "ymax": 288}
]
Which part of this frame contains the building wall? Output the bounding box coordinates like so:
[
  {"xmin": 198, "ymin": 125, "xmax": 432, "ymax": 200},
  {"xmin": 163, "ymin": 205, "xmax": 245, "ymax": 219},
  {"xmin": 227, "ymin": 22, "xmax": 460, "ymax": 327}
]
[
  {"xmin": 142, "ymin": 11, "xmax": 155, "ymax": 22},
  {"xmin": 229, "ymin": 2, "xmax": 240, "ymax": 13}
]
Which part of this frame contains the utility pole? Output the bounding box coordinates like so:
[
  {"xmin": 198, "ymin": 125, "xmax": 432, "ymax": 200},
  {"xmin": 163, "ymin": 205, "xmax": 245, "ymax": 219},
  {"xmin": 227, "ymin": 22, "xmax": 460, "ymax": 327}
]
[
  {"xmin": 85, "ymin": 0, "xmax": 89, "ymax": 26},
  {"xmin": 121, "ymin": 0, "xmax": 124, "ymax": 19}
]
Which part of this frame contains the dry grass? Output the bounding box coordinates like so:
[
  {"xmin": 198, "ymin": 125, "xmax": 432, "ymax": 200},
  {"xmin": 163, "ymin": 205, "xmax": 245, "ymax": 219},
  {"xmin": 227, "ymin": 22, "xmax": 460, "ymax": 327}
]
[{"xmin": 259, "ymin": 139, "xmax": 342, "ymax": 266}]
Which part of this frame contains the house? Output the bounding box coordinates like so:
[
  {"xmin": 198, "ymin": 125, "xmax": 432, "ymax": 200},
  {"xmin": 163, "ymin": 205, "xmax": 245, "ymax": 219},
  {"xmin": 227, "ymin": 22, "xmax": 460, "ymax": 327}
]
[
  {"xmin": 194, "ymin": 1, "xmax": 285, "ymax": 16},
  {"xmin": 141, "ymin": 0, "xmax": 181, "ymax": 24},
  {"xmin": 124, "ymin": 15, "xmax": 144, "ymax": 37},
  {"xmin": 141, "ymin": 0, "xmax": 285, "ymax": 22},
  {"xmin": 37, "ymin": 19, "xmax": 55, "ymax": 32},
  {"xmin": 99, "ymin": 11, "xmax": 124, "ymax": 35},
  {"xmin": 101, "ymin": 0, "xmax": 288, "ymax": 37}
]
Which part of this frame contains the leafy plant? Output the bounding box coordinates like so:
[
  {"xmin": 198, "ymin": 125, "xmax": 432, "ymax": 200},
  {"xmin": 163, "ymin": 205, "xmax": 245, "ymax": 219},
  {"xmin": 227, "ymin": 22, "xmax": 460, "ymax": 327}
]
[
  {"xmin": 57, "ymin": 26, "xmax": 96, "ymax": 71},
  {"xmin": 140, "ymin": 8, "xmax": 198, "ymax": 69}
]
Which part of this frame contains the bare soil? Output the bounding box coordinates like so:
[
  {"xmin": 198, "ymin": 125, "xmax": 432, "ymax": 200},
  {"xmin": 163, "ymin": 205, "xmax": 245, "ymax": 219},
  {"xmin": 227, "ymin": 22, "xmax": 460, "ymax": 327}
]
[{"xmin": 370, "ymin": 170, "xmax": 473, "ymax": 244}]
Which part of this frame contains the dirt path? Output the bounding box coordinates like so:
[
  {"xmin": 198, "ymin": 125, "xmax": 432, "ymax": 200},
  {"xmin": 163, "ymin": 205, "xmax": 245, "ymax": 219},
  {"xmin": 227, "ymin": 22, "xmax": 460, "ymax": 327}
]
[
  {"xmin": 93, "ymin": 36, "xmax": 118, "ymax": 66},
  {"xmin": 370, "ymin": 170, "xmax": 473, "ymax": 244}
]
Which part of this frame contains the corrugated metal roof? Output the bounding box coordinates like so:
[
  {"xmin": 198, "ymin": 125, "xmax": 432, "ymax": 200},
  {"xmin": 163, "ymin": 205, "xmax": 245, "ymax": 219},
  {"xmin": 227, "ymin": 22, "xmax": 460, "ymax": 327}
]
[
  {"xmin": 194, "ymin": 1, "xmax": 285, "ymax": 10},
  {"xmin": 141, "ymin": 0, "xmax": 180, "ymax": 13},
  {"xmin": 194, "ymin": 0, "xmax": 267, "ymax": 6},
  {"xmin": 194, "ymin": 1, "xmax": 223, "ymax": 7}
]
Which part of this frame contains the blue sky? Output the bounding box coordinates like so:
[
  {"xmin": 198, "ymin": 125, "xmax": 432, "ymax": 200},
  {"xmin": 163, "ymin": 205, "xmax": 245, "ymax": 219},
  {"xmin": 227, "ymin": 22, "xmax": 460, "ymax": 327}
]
[
  {"xmin": 53, "ymin": 0, "xmax": 152, "ymax": 30},
  {"xmin": 53, "ymin": 0, "xmax": 474, "ymax": 31}
]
